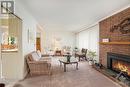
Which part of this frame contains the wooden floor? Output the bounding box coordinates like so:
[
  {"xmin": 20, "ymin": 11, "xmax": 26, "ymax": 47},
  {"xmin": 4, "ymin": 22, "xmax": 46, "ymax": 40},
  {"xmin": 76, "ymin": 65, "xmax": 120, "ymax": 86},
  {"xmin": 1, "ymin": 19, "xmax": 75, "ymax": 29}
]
[{"xmin": 17, "ymin": 57, "xmax": 121, "ymax": 87}]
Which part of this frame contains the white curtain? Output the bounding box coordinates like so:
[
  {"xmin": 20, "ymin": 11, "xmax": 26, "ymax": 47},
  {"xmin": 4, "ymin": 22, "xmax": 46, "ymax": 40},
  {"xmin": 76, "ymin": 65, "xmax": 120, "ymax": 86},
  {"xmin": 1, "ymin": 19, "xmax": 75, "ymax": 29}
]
[
  {"xmin": 78, "ymin": 30, "xmax": 89, "ymax": 49},
  {"xmin": 76, "ymin": 24, "xmax": 99, "ymax": 62}
]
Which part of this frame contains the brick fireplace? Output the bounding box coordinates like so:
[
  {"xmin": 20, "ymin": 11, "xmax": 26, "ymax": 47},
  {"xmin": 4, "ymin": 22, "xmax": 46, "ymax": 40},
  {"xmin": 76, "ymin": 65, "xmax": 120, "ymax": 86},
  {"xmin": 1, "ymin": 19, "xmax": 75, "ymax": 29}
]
[{"xmin": 99, "ymin": 7, "xmax": 130, "ymax": 67}]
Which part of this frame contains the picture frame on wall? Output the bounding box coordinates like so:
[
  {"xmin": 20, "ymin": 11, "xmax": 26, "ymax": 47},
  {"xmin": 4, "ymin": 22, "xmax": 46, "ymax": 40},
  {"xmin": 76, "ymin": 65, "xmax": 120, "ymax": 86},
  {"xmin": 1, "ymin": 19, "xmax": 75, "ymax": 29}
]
[
  {"xmin": 102, "ymin": 38, "xmax": 110, "ymax": 42},
  {"xmin": 28, "ymin": 29, "xmax": 35, "ymax": 44}
]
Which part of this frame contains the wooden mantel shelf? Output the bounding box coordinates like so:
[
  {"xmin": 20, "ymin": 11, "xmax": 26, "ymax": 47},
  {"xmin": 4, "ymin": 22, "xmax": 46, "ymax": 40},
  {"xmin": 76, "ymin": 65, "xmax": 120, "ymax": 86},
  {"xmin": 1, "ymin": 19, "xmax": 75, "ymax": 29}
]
[{"xmin": 100, "ymin": 42, "xmax": 130, "ymax": 45}]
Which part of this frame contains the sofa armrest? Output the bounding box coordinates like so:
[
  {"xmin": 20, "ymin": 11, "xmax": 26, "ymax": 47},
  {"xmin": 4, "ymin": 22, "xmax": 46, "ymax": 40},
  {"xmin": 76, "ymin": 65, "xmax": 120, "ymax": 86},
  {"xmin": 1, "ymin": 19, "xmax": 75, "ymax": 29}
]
[
  {"xmin": 28, "ymin": 61, "xmax": 48, "ymax": 64},
  {"xmin": 28, "ymin": 61, "xmax": 51, "ymax": 70}
]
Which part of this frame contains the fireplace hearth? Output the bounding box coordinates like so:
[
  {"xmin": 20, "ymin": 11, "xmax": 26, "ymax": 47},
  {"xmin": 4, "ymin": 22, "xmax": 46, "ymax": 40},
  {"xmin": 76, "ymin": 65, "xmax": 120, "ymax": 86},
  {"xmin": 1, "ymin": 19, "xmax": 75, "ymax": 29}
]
[{"xmin": 107, "ymin": 52, "xmax": 130, "ymax": 78}]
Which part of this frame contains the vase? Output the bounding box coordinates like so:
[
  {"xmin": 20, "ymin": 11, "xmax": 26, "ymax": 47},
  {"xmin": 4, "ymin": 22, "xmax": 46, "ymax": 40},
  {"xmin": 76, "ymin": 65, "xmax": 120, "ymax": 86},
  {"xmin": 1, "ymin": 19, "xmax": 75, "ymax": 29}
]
[{"xmin": 67, "ymin": 55, "xmax": 71, "ymax": 62}]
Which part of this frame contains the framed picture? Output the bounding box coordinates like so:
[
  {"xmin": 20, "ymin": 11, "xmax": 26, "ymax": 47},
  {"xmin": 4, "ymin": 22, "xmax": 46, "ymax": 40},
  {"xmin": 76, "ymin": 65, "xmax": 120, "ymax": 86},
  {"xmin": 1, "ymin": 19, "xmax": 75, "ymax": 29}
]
[
  {"xmin": 102, "ymin": 38, "xmax": 110, "ymax": 42},
  {"xmin": 28, "ymin": 29, "xmax": 35, "ymax": 43}
]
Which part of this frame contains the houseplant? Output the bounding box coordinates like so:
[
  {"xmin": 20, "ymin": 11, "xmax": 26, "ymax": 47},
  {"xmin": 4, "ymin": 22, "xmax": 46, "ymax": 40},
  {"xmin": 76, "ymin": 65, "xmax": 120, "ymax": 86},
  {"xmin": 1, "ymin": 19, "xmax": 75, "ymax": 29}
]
[
  {"xmin": 87, "ymin": 50, "xmax": 97, "ymax": 65},
  {"xmin": 10, "ymin": 37, "xmax": 15, "ymax": 44}
]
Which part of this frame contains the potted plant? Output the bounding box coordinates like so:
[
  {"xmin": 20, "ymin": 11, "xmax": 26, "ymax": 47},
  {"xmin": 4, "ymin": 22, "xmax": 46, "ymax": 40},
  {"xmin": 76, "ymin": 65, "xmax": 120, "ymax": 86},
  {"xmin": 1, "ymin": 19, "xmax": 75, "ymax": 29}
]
[
  {"xmin": 10, "ymin": 37, "xmax": 15, "ymax": 44},
  {"xmin": 8, "ymin": 36, "xmax": 15, "ymax": 45},
  {"xmin": 87, "ymin": 51, "xmax": 97, "ymax": 65}
]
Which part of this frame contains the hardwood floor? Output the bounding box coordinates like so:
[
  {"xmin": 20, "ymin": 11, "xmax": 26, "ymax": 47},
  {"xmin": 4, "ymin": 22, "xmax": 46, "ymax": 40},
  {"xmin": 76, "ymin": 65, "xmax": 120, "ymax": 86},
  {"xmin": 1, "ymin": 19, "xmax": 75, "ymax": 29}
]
[{"xmin": 17, "ymin": 57, "xmax": 121, "ymax": 87}]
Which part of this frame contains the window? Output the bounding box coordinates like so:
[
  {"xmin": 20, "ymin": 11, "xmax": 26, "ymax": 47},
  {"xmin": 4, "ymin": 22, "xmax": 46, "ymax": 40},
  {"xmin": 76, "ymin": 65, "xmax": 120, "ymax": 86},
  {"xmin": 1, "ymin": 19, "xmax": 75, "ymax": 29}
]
[{"xmin": 76, "ymin": 24, "xmax": 99, "ymax": 62}]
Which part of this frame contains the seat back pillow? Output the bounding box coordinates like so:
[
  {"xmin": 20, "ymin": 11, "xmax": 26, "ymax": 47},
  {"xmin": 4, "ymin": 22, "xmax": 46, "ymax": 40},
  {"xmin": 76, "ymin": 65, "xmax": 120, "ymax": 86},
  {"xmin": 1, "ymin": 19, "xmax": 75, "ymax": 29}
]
[
  {"xmin": 37, "ymin": 50, "xmax": 42, "ymax": 58},
  {"xmin": 31, "ymin": 52, "xmax": 41, "ymax": 61}
]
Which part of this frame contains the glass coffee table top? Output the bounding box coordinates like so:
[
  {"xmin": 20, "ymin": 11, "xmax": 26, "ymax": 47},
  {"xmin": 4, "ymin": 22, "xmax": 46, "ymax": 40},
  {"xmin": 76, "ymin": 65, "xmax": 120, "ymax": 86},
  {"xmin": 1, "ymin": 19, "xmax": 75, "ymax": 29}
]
[
  {"xmin": 59, "ymin": 57, "xmax": 78, "ymax": 63},
  {"xmin": 59, "ymin": 57, "xmax": 79, "ymax": 72}
]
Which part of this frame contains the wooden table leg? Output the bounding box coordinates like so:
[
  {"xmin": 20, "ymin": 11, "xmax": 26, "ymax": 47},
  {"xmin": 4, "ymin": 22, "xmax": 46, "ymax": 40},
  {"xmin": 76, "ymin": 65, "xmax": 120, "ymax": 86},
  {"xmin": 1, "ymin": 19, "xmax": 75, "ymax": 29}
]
[
  {"xmin": 76, "ymin": 62, "xmax": 78, "ymax": 70},
  {"xmin": 64, "ymin": 64, "xmax": 66, "ymax": 72},
  {"xmin": 60, "ymin": 61, "xmax": 62, "ymax": 67}
]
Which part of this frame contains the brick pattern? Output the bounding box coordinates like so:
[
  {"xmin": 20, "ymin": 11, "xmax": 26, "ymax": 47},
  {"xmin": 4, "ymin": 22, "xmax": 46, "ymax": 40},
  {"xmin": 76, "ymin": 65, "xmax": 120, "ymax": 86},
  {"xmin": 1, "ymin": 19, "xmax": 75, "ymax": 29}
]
[{"xmin": 99, "ymin": 7, "xmax": 130, "ymax": 67}]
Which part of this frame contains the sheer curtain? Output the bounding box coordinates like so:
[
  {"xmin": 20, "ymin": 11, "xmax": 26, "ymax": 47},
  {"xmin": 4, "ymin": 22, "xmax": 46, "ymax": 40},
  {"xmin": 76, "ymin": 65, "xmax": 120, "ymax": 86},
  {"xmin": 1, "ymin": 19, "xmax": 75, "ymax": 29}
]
[
  {"xmin": 76, "ymin": 24, "xmax": 99, "ymax": 62},
  {"xmin": 78, "ymin": 30, "xmax": 89, "ymax": 49}
]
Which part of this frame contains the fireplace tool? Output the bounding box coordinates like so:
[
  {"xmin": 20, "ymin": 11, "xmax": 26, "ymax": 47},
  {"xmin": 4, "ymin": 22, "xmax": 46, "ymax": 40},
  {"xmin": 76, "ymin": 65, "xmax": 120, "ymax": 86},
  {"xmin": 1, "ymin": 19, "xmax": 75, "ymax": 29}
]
[{"xmin": 116, "ymin": 71, "xmax": 129, "ymax": 80}]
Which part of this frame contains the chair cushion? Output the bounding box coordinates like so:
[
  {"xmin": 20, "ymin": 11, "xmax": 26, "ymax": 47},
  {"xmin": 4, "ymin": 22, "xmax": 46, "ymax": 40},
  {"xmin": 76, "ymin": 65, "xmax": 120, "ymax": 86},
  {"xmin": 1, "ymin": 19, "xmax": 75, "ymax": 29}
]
[
  {"xmin": 37, "ymin": 50, "xmax": 42, "ymax": 58},
  {"xmin": 31, "ymin": 52, "xmax": 41, "ymax": 61}
]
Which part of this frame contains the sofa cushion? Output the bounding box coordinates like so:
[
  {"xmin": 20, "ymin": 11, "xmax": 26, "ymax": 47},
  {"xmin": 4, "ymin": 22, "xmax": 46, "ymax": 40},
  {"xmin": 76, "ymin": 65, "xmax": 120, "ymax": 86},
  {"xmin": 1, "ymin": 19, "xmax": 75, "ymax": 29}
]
[
  {"xmin": 37, "ymin": 50, "xmax": 42, "ymax": 58},
  {"xmin": 31, "ymin": 52, "xmax": 41, "ymax": 61}
]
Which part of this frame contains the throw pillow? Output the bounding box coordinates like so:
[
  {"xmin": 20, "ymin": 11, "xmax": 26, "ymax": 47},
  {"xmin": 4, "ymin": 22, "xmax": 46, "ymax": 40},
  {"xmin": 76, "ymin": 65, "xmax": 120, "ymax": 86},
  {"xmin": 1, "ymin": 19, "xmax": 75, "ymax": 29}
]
[
  {"xmin": 31, "ymin": 52, "xmax": 40, "ymax": 61},
  {"xmin": 37, "ymin": 50, "xmax": 42, "ymax": 58}
]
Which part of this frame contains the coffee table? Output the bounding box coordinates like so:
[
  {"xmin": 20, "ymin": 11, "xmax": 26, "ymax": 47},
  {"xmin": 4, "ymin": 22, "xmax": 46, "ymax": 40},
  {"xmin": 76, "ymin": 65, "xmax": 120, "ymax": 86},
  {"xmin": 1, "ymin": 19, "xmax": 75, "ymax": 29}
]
[{"xmin": 59, "ymin": 57, "xmax": 78, "ymax": 72}]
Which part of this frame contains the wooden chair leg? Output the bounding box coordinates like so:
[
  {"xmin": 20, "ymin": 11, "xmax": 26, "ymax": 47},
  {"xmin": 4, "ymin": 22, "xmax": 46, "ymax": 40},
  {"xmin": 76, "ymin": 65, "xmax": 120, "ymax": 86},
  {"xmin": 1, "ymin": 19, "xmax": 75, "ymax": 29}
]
[
  {"xmin": 79, "ymin": 56, "xmax": 80, "ymax": 61},
  {"xmin": 85, "ymin": 56, "xmax": 87, "ymax": 61}
]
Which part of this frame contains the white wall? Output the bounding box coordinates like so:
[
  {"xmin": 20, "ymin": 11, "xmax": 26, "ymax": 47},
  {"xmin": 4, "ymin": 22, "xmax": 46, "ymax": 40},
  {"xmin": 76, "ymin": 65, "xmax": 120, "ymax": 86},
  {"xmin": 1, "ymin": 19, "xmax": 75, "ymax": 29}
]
[
  {"xmin": 43, "ymin": 30, "xmax": 76, "ymax": 53},
  {"xmin": 1, "ymin": 0, "xmax": 37, "ymax": 80},
  {"xmin": 15, "ymin": 1, "xmax": 37, "ymax": 55},
  {"xmin": 76, "ymin": 24, "xmax": 99, "ymax": 62},
  {"xmin": 15, "ymin": 0, "xmax": 37, "ymax": 79}
]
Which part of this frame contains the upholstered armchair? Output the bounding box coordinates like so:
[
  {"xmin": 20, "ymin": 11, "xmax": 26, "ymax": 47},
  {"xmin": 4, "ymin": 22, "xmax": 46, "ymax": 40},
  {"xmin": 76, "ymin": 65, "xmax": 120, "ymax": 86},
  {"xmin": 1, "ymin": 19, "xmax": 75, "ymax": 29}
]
[{"xmin": 26, "ymin": 52, "xmax": 52, "ymax": 76}]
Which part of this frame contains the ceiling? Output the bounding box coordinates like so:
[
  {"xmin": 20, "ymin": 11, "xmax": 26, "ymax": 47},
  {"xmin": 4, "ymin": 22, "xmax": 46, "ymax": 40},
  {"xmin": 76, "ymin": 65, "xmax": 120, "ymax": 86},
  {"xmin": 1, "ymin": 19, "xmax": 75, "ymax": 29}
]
[{"xmin": 19, "ymin": 0, "xmax": 130, "ymax": 32}]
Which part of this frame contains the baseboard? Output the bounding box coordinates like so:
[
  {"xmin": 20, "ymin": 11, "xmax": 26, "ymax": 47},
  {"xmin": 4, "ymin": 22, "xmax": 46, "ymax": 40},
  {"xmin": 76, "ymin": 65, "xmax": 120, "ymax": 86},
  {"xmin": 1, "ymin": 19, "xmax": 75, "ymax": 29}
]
[{"xmin": 21, "ymin": 70, "xmax": 29, "ymax": 81}]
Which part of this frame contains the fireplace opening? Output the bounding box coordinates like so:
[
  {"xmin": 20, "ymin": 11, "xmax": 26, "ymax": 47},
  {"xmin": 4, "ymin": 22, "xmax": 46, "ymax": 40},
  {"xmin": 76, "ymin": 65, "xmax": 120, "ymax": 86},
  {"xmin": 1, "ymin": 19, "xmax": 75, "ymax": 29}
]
[
  {"xmin": 112, "ymin": 59, "xmax": 130, "ymax": 77},
  {"xmin": 107, "ymin": 52, "xmax": 130, "ymax": 78}
]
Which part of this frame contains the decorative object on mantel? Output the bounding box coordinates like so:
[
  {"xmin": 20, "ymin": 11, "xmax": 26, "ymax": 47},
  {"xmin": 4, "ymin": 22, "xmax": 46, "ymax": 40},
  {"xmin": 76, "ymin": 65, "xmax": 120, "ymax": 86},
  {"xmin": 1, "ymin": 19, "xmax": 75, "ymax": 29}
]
[
  {"xmin": 102, "ymin": 38, "xmax": 110, "ymax": 42},
  {"xmin": 110, "ymin": 17, "xmax": 130, "ymax": 34}
]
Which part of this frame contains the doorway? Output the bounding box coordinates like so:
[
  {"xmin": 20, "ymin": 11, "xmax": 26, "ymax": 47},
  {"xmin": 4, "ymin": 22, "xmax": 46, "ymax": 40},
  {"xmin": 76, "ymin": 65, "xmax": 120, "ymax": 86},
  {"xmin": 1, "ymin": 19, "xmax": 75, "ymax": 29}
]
[
  {"xmin": 36, "ymin": 37, "xmax": 41, "ymax": 51},
  {"xmin": 36, "ymin": 32, "xmax": 41, "ymax": 51}
]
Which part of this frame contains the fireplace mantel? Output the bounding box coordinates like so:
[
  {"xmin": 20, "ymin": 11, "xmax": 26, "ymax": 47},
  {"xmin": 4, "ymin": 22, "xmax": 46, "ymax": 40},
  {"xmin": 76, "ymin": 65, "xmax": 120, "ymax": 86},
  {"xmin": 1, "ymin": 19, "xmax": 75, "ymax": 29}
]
[{"xmin": 100, "ymin": 42, "xmax": 130, "ymax": 45}]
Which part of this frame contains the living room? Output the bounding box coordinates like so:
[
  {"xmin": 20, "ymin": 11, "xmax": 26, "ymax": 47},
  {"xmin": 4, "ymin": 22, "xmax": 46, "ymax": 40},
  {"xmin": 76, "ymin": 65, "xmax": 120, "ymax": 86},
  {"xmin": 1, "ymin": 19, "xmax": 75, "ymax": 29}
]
[{"xmin": 0, "ymin": 0, "xmax": 130, "ymax": 87}]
